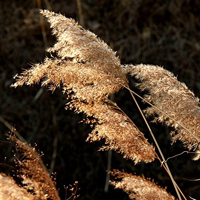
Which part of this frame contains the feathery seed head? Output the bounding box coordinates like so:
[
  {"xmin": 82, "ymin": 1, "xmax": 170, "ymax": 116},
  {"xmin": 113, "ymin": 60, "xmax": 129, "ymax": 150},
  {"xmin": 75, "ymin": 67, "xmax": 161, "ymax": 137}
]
[
  {"xmin": 12, "ymin": 10, "xmax": 128, "ymax": 101},
  {"xmin": 110, "ymin": 170, "xmax": 176, "ymax": 200},
  {"xmin": 10, "ymin": 136, "xmax": 59, "ymax": 200},
  {"xmin": 70, "ymin": 100, "xmax": 156, "ymax": 164},
  {"xmin": 0, "ymin": 173, "xmax": 35, "ymax": 200},
  {"xmin": 130, "ymin": 64, "xmax": 200, "ymax": 155},
  {"xmin": 12, "ymin": 11, "xmax": 155, "ymax": 165}
]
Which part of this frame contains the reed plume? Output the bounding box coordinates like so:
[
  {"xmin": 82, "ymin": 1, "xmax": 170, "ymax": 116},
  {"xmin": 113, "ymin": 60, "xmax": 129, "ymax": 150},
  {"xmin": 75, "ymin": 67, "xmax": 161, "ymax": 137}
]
[
  {"xmin": 70, "ymin": 99, "xmax": 155, "ymax": 163},
  {"xmin": 12, "ymin": 10, "xmax": 128, "ymax": 101},
  {"xmin": 10, "ymin": 135, "xmax": 60, "ymax": 200},
  {"xmin": 12, "ymin": 10, "xmax": 156, "ymax": 164},
  {"xmin": 110, "ymin": 170, "xmax": 176, "ymax": 200},
  {"xmin": 0, "ymin": 173, "xmax": 34, "ymax": 200},
  {"xmin": 11, "ymin": 10, "xmax": 196, "ymax": 199},
  {"xmin": 0, "ymin": 135, "xmax": 60, "ymax": 200},
  {"xmin": 130, "ymin": 64, "xmax": 200, "ymax": 159}
]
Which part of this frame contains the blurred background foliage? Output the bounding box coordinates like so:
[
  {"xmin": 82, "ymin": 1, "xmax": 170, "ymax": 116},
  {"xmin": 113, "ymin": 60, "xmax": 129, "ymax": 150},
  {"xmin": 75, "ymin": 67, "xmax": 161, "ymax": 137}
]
[{"xmin": 0, "ymin": 0, "xmax": 200, "ymax": 199}]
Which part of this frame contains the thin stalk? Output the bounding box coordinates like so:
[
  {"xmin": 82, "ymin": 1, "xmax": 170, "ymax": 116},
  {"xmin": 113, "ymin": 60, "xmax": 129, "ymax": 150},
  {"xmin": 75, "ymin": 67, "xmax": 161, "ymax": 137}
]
[
  {"xmin": 37, "ymin": 1, "xmax": 48, "ymax": 48},
  {"xmin": 76, "ymin": 0, "xmax": 84, "ymax": 27},
  {"xmin": 104, "ymin": 150, "xmax": 112, "ymax": 192},
  {"xmin": 0, "ymin": 116, "xmax": 26, "ymax": 143},
  {"xmin": 104, "ymin": 94, "xmax": 114, "ymax": 192},
  {"xmin": 129, "ymin": 90, "xmax": 183, "ymax": 200},
  {"xmin": 158, "ymin": 157, "xmax": 187, "ymax": 199}
]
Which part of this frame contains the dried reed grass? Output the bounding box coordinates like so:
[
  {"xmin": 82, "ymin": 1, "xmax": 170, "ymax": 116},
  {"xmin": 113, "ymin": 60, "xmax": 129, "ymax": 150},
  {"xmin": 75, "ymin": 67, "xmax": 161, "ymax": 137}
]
[
  {"xmin": 110, "ymin": 170, "xmax": 176, "ymax": 200},
  {"xmin": 130, "ymin": 64, "xmax": 200, "ymax": 159},
  {"xmin": 0, "ymin": 173, "xmax": 34, "ymax": 200},
  {"xmin": 7, "ymin": 9, "xmax": 200, "ymax": 200},
  {"xmin": 12, "ymin": 10, "xmax": 156, "ymax": 165}
]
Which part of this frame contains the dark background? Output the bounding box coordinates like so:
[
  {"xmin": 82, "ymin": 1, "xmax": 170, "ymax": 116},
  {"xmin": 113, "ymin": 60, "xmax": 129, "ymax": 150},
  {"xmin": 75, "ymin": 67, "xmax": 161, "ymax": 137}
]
[{"xmin": 0, "ymin": 0, "xmax": 200, "ymax": 199}]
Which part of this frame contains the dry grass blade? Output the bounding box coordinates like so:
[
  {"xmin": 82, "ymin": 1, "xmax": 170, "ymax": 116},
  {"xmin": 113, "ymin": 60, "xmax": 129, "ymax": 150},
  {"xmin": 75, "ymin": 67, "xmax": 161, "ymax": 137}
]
[
  {"xmin": 110, "ymin": 170, "xmax": 176, "ymax": 200},
  {"xmin": 130, "ymin": 64, "xmax": 200, "ymax": 159}
]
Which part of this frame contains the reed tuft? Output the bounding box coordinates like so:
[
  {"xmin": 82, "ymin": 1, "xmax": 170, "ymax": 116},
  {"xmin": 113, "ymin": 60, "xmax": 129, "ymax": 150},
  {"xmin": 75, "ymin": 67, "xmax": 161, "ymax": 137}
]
[
  {"xmin": 70, "ymin": 99, "xmax": 156, "ymax": 163},
  {"xmin": 130, "ymin": 64, "xmax": 200, "ymax": 158},
  {"xmin": 0, "ymin": 173, "xmax": 34, "ymax": 200},
  {"xmin": 9, "ymin": 9, "xmax": 200, "ymax": 199},
  {"xmin": 10, "ymin": 135, "xmax": 60, "ymax": 200},
  {"xmin": 110, "ymin": 170, "xmax": 176, "ymax": 200},
  {"xmin": 12, "ymin": 10, "xmax": 156, "ymax": 164}
]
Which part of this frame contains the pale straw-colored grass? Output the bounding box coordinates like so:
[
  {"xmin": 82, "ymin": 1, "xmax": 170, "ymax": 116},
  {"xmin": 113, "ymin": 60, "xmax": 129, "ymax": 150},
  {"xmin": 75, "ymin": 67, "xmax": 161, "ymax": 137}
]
[{"xmin": 10, "ymin": 10, "xmax": 200, "ymax": 200}]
